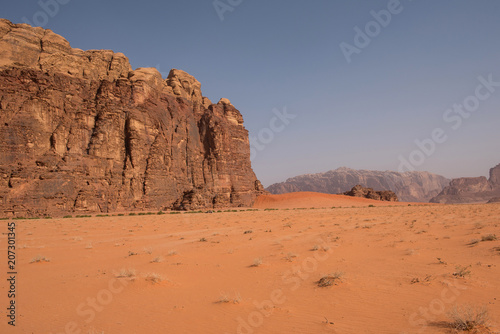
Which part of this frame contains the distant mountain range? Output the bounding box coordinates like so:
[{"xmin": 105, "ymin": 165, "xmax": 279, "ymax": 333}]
[
  {"xmin": 430, "ymin": 163, "xmax": 500, "ymax": 204},
  {"xmin": 266, "ymin": 167, "xmax": 450, "ymax": 202}
]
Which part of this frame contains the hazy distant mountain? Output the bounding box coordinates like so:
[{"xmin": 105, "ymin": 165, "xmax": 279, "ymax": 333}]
[
  {"xmin": 266, "ymin": 167, "xmax": 450, "ymax": 202},
  {"xmin": 430, "ymin": 163, "xmax": 500, "ymax": 204}
]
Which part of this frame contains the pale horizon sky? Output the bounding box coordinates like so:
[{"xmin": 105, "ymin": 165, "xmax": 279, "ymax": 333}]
[{"xmin": 3, "ymin": 0, "xmax": 500, "ymax": 187}]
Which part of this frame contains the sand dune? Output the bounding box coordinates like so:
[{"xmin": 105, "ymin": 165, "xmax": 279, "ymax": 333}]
[{"xmin": 253, "ymin": 191, "xmax": 422, "ymax": 209}]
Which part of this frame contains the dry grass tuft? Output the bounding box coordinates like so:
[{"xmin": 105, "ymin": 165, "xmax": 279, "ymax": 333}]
[
  {"xmin": 448, "ymin": 304, "xmax": 490, "ymax": 332},
  {"xmin": 453, "ymin": 265, "xmax": 472, "ymax": 278},
  {"xmin": 150, "ymin": 256, "xmax": 164, "ymax": 263},
  {"xmin": 317, "ymin": 271, "xmax": 343, "ymax": 287},
  {"xmin": 30, "ymin": 255, "xmax": 50, "ymax": 263},
  {"xmin": 311, "ymin": 244, "xmax": 330, "ymax": 252},
  {"xmin": 468, "ymin": 239, "xmax": 480, "ymax": 246},
  {"xmin": 217, "ymin": 292, "xmax": 241, "ymax": 304},
  {"xmin": 250, "ymin": 257, "xmax": 263, "ymax": 267},
  {"xmin": 481, "ymin": 234, "xmax": 497, "ymax": 242},
  {"xmin": 145, "ymin": 273, "xmax": 164, "ymax": 284},
  {"xmin": 116, "ymin": 268, "xmax": 136, "ymax": 278}
]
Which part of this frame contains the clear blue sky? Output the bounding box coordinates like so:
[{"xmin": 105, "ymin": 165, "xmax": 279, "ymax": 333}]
[{"xmin": 3, "ymin": 0, "xmax": 500, "ymax": 186}]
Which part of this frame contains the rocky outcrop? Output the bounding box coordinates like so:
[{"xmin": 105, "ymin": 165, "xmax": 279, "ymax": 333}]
[
  {"xmin": 430, "ymin": 164, "xmax": 500, "ymax": 204},
  {"xmin": 267, "ymin": 167, "xmax": 449, "ymax": 202},
  {"xmin": 0, "ymin": 19, "xmax": 265, "ymax": 217},
  {"xmin": 343, "ymin": 185, "xmax": 398, "ymax": 202}
]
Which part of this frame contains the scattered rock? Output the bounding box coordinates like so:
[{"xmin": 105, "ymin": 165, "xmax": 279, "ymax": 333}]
[{"xmin": 343, "ymin": 185, "xmax": 398, "ymax": 202}]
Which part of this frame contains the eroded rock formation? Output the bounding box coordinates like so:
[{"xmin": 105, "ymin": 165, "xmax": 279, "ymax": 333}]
[
  {"xmin": 430, "ymin": 164, "xmax": 500, "ymax": 204},
  {"xmin": 267, "ymin": 167, "xmax": 449, "ymax": 202},
  {"xmin": 343, "ymin": 185, "xmax": 398, "ymax": 202},
  {"xmin": 0, "ymin": 19, "xmax": 265, "ymax": 217}
]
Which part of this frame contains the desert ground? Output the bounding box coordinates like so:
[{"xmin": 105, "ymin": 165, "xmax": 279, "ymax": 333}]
[{"xmin": 1, "ymin": 193, "xmax": 499, "ymax": 334}]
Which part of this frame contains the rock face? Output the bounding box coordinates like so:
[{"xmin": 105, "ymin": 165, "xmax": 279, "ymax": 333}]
[
  {"xmin": 430, "ymin": 164, "xmax": 500, "ymax": 204},
  {"xmin": 266, "ymin": 167, "xmax": 450, "ymax": 202},
  {"xmin": 343, "ymin": 185, "xmax": 398, "ymax": 202},
  {"xmin": 0, "ymin": 19, "xmax": 265, "ymax": 217}
]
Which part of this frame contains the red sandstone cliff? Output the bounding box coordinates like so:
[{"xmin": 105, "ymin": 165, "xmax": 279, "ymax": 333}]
[
  {"xmin": 430, "ymin": 164, "xmax": 500, "ymax": 204},
  {"xmin": 0, "ymin": 19, "xmax": 265, "ymax": 217}
]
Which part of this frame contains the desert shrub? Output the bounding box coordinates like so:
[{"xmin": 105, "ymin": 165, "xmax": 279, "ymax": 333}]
[
  {"xmin": 251, "ymin": 257, "xmax": 263, "ymax": 267},
  {"xmin": 217, "ymin": 292, "xmax": 241, "ymax": 304},
  {"xmin": 151, "ymin": 256, "xmax": 164, "ymax": 263},
  {"xmin": 468, "ymin": 239, "xmax": 480, "ymax": 246},
  {"xmin": 481, "ymin": 234, "xmax": 497, "ymax": 242},
  {"xmin": 317, "ymin": 271, "xmax": 343, "ymax": 287},
  {"xmin": 116, "ymin": 268, "xmax": 136, "ymax": 278},
  {"xmin": 448, "ymin": 304, "xmax": 489, "ymax": 331},
  {"xmin": 453, "ymin": 265, "xmax": 471, "ymax": 278},
  {"xmin": 30, "ymin": 255, "xmax": 50, "ymax": 263},
  {"xmin": 145, "ymin": 273, "xmax": 164, "ymax": 284}
]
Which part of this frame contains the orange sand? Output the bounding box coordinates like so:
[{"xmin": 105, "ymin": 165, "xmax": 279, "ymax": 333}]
[
  {"xmin": 253, "ymin": 192, "xmax": 427, "ymax": 209},
  {"xmin": 1, "ymin": 194, "xmax": 499, "ymax": 334}
]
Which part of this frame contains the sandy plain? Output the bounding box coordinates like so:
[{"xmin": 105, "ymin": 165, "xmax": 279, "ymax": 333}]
[{"xmin": 1, "ymin": 192, "xmax": 499, "ymax": 334}]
